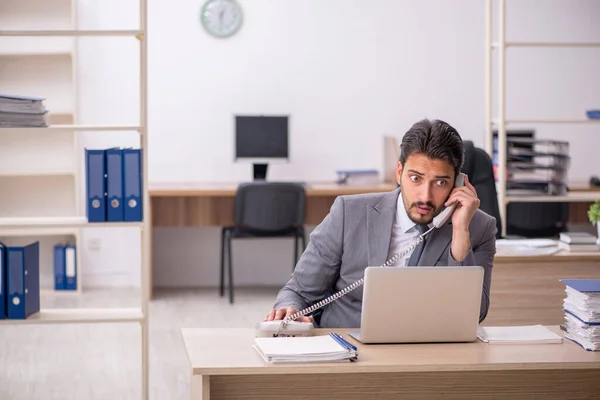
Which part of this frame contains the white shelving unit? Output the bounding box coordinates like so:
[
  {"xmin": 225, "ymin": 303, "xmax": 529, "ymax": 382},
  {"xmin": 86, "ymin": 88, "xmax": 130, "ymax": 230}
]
[
  {"xmin": 0, "ymin": 0, "xmax": 149, "ymax": 399},
  {"xmin": 484, "ymin": 0, "xmax": 600, "ymax": 237}
]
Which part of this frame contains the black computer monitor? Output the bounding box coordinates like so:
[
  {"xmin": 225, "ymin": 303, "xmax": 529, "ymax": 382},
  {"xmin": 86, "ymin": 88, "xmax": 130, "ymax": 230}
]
[{"xmin": 235, "ymin": 115, "xmax": 289, "ymax": 180}]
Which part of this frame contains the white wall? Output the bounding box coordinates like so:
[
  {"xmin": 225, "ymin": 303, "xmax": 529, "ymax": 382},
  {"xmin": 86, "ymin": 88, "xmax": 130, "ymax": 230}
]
[
  {"xmin": 74, "ymin": 0, "xmax": 600, "ymax": 288},
  {"xmin": 491, "ymin": 0, "xmax": 600, "ymax": 169}
]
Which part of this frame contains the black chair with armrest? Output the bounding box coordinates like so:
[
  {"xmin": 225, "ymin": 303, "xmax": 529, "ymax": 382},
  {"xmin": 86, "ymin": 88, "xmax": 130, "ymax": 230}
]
[
  {"xmin": 461, "ymin": 140, "xmax": 503, "ymax": 238},
  {"xmin": 220, "ymin": 182, "xmax": 307, "ymax": 304}
]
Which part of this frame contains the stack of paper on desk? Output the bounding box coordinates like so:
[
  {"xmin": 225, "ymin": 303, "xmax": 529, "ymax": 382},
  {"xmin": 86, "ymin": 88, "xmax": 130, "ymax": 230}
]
[
  {"xmin": 561, "ymin": 279, "xmax": 600, "ymax": 351},
  {"xmin": 253, "ymin": 335, "xmax": 358, "ymax": 364},
  {"xmin": 495, "ymin": 238, "xmax": 560, "ymax": 256},
  {"xmin": 477, "ymin": 325, "xmax": 563, "ymax": 344}
]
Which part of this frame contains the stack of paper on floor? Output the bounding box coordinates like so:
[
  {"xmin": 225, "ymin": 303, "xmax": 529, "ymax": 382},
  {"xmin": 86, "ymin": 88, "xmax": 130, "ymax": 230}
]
[
  {"xmin": 253, "ymin": 335, "xmax": 358, "ymax": 364},
  {"xmin": 477, "ymin": 325, "xmax": 562, "ymax": 344},
  {"xmin": 561, "ymin": 279, "xmax": 600, "ymax": 351}
]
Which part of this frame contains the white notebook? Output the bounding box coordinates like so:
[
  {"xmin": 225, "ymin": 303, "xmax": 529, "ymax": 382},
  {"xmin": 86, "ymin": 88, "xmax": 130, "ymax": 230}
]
[
  {"xmin": 477, "ymin": 325, "xmax": 563, "ymax": 344},
  {"xmin": 253, "ymin": 334, "xmax": 358, "ymax": 364}
]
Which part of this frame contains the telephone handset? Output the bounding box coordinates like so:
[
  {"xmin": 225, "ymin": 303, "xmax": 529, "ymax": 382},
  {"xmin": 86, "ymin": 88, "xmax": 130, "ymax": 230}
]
[{"xmin": 256, "ymin": 173, "xmax": 466, "ymax": 337}]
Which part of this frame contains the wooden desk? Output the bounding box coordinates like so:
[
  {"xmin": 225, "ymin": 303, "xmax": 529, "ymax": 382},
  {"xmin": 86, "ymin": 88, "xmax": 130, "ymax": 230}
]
[
  {"xmin": 484, "ymin": 257, "xmax": 600, "ymax": 326},
  {"xmin": 148, "ymin": 182, "xmax": 599, "ymax": 304},
  {"xmin": 148, "ymin": 182, "xmax": 396, "ymax": 298},
  {"xmin": 149, "ymin": 182, "xmax": 397, "ymax": 227},
  {"xmin": 181, "ymin": 327, "xmax": 600, "ymax": 400}
]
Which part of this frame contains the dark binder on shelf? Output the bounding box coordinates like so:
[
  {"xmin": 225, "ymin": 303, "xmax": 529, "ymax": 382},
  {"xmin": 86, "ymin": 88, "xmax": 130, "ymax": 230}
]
[
  {"xmin": 86, "ymin": 149, "xmax": 107, "ymax": 222},
  {"xmin": 0, "ymin": 242, "xmax": 6, "ymax": 319},
  {"xmin": 6, "ymin": 241, "xmax": 40, "ymax": 320},
  {"xmin": 53, "ymin": 244, "xmax": 66, "ymax": 290},
  {"xmin": 65, "ymin": 245, "xmax": 77, "ymax": 291},
  {"xmin": 106, "ymin": 148, "xmax": 124, "ymax": 222},
  {"xmin": 123, "ymin": 148, "xmax": 143, "ymax": 222}
]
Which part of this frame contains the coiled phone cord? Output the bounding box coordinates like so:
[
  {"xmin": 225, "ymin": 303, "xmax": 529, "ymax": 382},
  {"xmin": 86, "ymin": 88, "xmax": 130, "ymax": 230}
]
[{"xmin": 281, "ymin": 226, "xmax": 435, "ymax": 327}]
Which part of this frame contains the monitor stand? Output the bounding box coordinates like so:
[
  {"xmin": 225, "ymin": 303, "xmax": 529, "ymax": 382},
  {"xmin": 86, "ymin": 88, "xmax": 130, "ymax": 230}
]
[{"xmin": 253, "ymin": 163, "xmax": 268, "ymax": 181}]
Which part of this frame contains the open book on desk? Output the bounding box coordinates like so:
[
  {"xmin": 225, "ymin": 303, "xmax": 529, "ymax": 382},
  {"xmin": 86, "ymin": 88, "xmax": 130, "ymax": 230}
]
[
  {"xmin": 477, "ymin": 325, "xmax": 563, "ymax": 344},
  {"xmin": 253, "ymin": 333, "xmax": 358, "ymax": 364}
]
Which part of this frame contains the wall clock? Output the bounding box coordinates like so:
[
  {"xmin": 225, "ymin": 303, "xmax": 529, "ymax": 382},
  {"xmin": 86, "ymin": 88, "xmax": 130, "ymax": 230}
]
[{"xmin": 201, "ymin": 0, "xmax": 243, "ymax": 38}]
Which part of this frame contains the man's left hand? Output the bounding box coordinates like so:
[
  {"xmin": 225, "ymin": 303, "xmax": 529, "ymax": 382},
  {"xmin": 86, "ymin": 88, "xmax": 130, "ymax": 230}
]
[
  {"xmin": 444, "ymin": 174, "xmax": 480, "ymax": 261},
  {"xmin": 445, "ymin": 174, "xmax": 480, "ymax": 231}
]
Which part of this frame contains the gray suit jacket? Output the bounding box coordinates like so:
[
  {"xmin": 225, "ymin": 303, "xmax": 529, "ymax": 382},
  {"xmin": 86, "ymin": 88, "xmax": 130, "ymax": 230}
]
[{"xmin": 273, "ymin": 188, "xmax": 498, "ymax": 328}]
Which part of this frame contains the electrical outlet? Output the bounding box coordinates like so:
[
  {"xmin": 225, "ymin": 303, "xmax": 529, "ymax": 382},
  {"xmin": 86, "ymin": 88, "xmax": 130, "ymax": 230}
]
[{"xmin": 88, "ymin": 238, "xmax": 101, "ymax": 251}]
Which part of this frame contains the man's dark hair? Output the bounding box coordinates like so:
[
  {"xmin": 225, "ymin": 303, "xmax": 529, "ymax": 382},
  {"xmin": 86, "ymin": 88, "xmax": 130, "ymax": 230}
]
[{"xmin": 399, "ymin": 119, "xmax": 465, "ymax": 178}]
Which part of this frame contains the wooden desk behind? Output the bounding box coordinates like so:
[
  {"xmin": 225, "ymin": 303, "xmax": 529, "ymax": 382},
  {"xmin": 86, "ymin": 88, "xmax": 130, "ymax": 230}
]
[
  {"xmin": 148, "ymin": 182, "xmax": 396, "ymax": 298},
  {"xmin": 485, "ymin": 255, "xmax": 600, "ymax": 326},
  {"xmin": 150, "ymin": 182, "xmax": 397, "ymax": 227},
  {"xmin": 148, "ymin": 182, "xmax": 600, "ymax": 308},
  {"xmin": 150, "ymin": 181, "xmax": 600, "ymax": 226},
  {"xmin": 182, "ymin": 327, "xmax": 600, "ymax": 400}
]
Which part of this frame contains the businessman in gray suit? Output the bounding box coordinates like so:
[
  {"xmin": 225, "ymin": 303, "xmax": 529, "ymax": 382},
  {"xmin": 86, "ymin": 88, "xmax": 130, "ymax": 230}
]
[{"xmin": 265, "ymin": 119, "xmax": 498, "ymax": 328}]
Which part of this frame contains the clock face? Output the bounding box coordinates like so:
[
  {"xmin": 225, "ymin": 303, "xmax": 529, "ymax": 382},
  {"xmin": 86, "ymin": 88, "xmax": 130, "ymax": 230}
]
[{"xmin": 201, "ymin": 0, "xmax": 243, "ymax": 38}]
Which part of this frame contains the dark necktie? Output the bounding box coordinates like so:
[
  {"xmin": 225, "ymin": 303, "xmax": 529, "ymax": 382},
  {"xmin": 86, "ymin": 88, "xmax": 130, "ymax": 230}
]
[{"xmin": 407, "ymin": 224, "xmax": 429, "ymax": 266}]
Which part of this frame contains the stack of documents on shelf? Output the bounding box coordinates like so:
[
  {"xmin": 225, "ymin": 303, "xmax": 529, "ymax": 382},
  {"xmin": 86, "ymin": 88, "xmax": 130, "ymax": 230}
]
[
  {"xmin": 253, "ymin": 333, "xmax": 358, "ymax": 364},
  {"xmin": 561, "ymin": 279, "xmax": 600, "ymax": 351},
  {"xmin": 0, "ymin": 93, "xmax": 48, "ymax": 127},
  {"xmin": 477, "ymin": 325, "xmax": 563, "ymax": 344},
  {"xmin": 558, "ymin": 232, "xmax": 600, "ymax": 252},
  {"xmin": 502, "ymin": 138, "xmax": 570, "ymax": 196},
  {"xmin": 495, "ymin": 238, "xmax": 560, "ymax": 256}
]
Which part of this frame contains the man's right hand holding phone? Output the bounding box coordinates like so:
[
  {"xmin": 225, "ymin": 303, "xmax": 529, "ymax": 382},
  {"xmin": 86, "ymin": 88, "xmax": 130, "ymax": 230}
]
[{"xmin": 264, "ymin": 307, "xmax": 314, "ymax": 323}]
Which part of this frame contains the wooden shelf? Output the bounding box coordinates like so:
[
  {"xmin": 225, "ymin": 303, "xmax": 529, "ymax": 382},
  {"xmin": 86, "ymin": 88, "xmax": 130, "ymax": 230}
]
[
  {"xmin": 0, "ymin": 124, "xmax": 143, "ymax": 132},
  {"xmin": 0, "ymin": 226, "xmax": 78, "ymax": 237},
  {"xmin": 0, "ymin": 170, "xmax": 75, "ymax": 177},
  {"xmin": 492, "ymin": 118, "xmax": 600, "ymax": 125},
  {"xmin": 0, "ymin": 50, "xmax": 72, "ymax": 57},
  {"xmin": 0, "ymin": 217, "xmax": 143, "ymax": 230},
  {"xmin": 506, "ymin": 192, "xmax": 600, "ymax": 203},
  {"xmin": 0, "ymin": 30, "xmax": 143, "ymax": 37},
  {"xmin": 492, "ymin": 42, "xmax": 600, "ymax": 48},
  {"xmin": 1, "ymin": 0, "xmax": 150, "ymax": 396},
  {"xmin": 0, "ymin": 308, "xmax": 144, "ymax": 325}
]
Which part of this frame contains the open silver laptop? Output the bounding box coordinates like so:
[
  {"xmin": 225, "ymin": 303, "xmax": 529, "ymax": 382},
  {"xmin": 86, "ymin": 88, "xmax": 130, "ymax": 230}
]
[{"xmin": 348, "ymin": 266, "xmax": 484, "ymax": 344}]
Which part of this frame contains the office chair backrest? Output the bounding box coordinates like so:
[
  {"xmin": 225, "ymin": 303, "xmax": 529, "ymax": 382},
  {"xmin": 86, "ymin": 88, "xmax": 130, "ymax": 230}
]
[
  {"xmin": 461, "ymin": 141, "xmax": 503, "ymax": 238},
  {"xmin": 234, "ymin": 182, "xmax": 306, "ymax": 232}
]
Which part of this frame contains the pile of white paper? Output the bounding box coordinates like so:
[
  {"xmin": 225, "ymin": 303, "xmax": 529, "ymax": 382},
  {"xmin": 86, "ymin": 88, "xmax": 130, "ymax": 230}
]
[
  {"xmin": 561, "ymin": 279, "xmax": 600, "ymax": 351},
  {"xmin": 495, "ymin": 238, "xmax": 560, "ymax": 256},
  {"xmin": 0, "ymin": 93, "xmax": 48, "ymax": 127},
  {"xmin": 253, "ymin": 334, "xmax": 358, "ymax": 364},
  {"xmin": 477, "ymin": 325, "xmax": 562, "ymax": 344}
]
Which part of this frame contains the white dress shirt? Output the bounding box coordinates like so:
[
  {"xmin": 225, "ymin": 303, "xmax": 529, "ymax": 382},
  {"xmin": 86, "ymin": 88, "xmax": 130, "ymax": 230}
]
[{"xmin": 386, "ymin": 194, "xmax": 433, "ymax": 267}]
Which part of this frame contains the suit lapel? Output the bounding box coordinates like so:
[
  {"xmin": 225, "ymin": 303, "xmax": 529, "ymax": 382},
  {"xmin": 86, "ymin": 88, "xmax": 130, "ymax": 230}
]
[
  {"xmin": 418, "ymin": 221, "xmax": 452, "ymax": 266},
  {"xmin": 367, "ymin": 189, "xmax": 400, "ymax": 267}
]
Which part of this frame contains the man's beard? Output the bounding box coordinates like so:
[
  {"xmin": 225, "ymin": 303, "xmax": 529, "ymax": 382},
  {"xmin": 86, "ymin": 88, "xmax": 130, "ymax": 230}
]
[{"xmin": 401, "ymin": 192, "xmax": 442, "ymax": 225}]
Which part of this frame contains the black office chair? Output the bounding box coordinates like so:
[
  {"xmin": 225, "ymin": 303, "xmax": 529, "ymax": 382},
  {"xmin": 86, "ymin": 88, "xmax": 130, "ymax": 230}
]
[
  {"xmin": 220, "ymin": 182, "xmax": 307, "ymax": 303},
  {"xmin": 461, "ymin": 140, "xmax": 503, "ymax": 238}
]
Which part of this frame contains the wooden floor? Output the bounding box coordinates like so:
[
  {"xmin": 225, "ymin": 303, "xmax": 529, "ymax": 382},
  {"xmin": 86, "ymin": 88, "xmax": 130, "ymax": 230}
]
[{"xmin": 0, "ymin": 287, "xmax": 280, "ymax": 400}]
